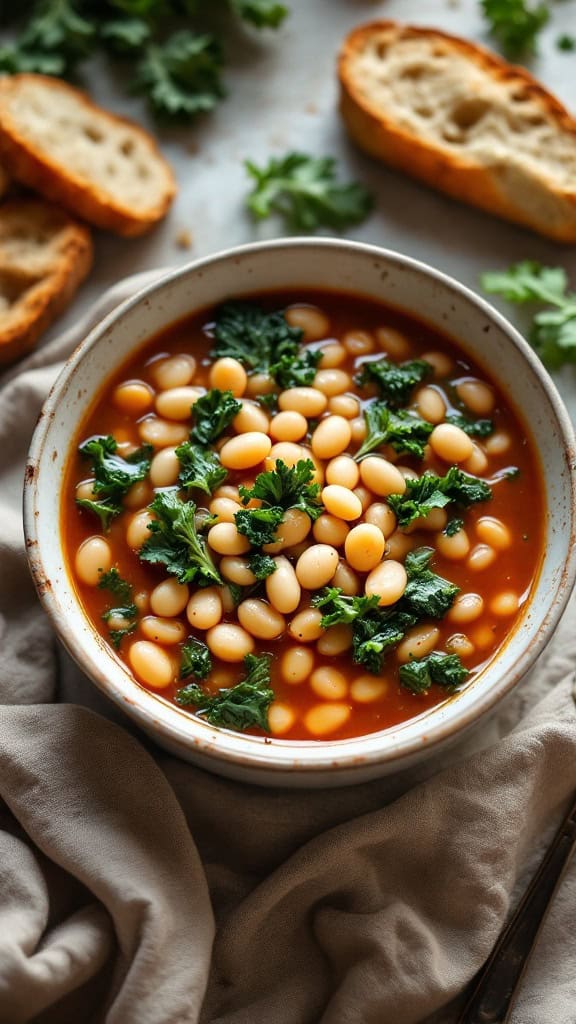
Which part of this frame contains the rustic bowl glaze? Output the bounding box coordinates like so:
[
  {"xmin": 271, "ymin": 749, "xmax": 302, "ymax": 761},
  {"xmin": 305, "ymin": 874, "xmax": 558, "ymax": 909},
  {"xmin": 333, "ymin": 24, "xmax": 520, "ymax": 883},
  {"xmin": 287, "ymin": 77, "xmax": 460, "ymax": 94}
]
[{"xmin": 24, "ymin": 240, "xmax": 576, "ymax": 787}]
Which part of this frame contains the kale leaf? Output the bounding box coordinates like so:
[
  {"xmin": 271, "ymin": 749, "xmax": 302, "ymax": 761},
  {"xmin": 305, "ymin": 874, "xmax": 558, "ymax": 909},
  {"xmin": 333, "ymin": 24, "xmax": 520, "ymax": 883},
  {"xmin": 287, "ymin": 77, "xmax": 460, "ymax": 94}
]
[
  {"xmin": 98, "ymin": 569, "xmax": 137, "ymax": 649},
  {"xmin": 356, "ymin": 358, "xmax": 432, "ymax": 406},
  {"xmin": 403, "ymin": 547, "xmax": 459, "ymax": 618},
  {"xmin": 239, "ymin": 459, "xmax": 322, "ymax": 520},
  {"xmin": 191, "ymin": 389, "xmax": 242, "ymax": 445},
  {"xmin": 311, "ymin": 588, "xmax": 381, "ymax": 628},
  {"xmin": 445, "ymin": 412, "xmax": 494, "ymax": 438},
  {"xmin": 444, "ymin": 518, "xmax": 464, "ymax": 538},
  {"xmin": 211, "ymin": 302, "xmax": 303, "ymax": 377},
  {"xmin": 0, "ymin": 0, "xmax": 96, "ymax": 76},
  {"xmin": 248, "ymin": 552, "xmax": 277, "ymax": 580},
  {"xmin": 175, "ymin": 653, "xmax": 274, "ymax": 731},
  {"xmin": 175, "ymin": 441, "xmax": 227, "ymax": 494},
  {"xmin": 387, "ymin": 466, "xmax": 492, "ymax": 528},
  {"xmin": 399, "ymin": 652, "xmax": 469, "ymax": 695},
  {"xmin": 180, "ymin": 636, "xmax": 212, "ymax": 681},
  {"xmin": 271, "ymin": 347, "xmax": 322, "ymax": 389},
  {"xmin": 235, "ymin": 506, "xmax": 284, "ymax": 546},
  {"xmin": 139, "ymin": 490, "xmax": 221, "ymax": 586},
  {"xmin": 77, "ymin": 435, "xmax": 152, "ymax": 529},
  {"xmin": 480, "ymin": 0, "xmax": 549, "ymax": 57},
  {"xmin": 356, "ymin": 401, "xmax": 434, "ymax": 460},
  {"xmin": 245, "ymin": 152, "xmax": 373, "ymax": 232},
  {"xmin": 133, "ymin": 31, "xmax": 225, "ymax": 119},
  {"xmin": 352, "ymin": 609, "xmax": 419, "ymax": 675}
]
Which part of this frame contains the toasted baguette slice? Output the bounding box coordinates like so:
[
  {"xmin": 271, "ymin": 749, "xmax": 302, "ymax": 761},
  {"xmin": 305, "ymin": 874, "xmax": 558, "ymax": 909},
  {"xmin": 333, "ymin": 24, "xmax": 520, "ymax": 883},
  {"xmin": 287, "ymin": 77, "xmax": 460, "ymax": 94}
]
[
  {"xmin": 0, "ymin": 199, "xmax": 93, "ymax": 364},
  {"xmin": 0, "ymin": 160, "xmax": 9, "ymax": 199},
  {"xmin": 0, "ymin": 75, "xmax": 176, "ymax": 237},
  {"xmin": 339, "ymin": 22, "xmax": 576, "ymax": 242}
]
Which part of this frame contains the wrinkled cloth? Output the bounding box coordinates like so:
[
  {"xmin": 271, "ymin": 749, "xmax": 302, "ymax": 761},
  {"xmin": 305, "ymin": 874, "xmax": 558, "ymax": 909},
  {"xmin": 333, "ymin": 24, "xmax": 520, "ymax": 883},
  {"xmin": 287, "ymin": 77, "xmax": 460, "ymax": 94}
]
[{"xmin": 0, "ymin": 277, "xmax": 575, "ymax": 1024}]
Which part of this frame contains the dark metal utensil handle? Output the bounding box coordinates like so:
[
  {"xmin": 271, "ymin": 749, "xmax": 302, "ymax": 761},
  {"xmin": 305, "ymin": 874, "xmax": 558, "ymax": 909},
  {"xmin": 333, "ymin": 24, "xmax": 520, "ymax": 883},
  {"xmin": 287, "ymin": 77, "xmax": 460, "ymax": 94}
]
[{"xmin": 458, "ymin": 793, "xmax": 576, "ymax": 1024}]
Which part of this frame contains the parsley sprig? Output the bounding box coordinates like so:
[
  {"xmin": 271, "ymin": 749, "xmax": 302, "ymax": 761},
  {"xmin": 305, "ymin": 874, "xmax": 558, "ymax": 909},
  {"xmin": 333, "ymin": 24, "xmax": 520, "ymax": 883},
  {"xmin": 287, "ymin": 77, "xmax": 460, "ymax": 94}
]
[
  {"xmin": 481, "ymin": 0, "xmax": 550, "ymax": 57},
  {"xmin": 140, "ymin": 490, "xmax": 221, "ymax": 586},
  {"xmin": 235, "ymin": 459, "xmax": 322, "ymax": 546}
]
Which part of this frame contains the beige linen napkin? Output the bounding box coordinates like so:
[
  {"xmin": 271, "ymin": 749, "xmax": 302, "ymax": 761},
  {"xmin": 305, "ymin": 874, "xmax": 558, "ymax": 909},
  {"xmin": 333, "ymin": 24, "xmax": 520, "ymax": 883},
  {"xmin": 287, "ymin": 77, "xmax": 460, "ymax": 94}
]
[{"xmin": 1, "ymin": 276, "xmax": 575, "ymax": 1024}]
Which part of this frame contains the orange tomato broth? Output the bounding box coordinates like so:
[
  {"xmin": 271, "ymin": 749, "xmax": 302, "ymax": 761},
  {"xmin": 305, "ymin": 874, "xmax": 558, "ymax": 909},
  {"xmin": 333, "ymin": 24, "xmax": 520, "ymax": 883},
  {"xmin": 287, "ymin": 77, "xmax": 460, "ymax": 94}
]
[{"xmin": 62, "ymin": 290, "xmax": 544, "ymax": 741}]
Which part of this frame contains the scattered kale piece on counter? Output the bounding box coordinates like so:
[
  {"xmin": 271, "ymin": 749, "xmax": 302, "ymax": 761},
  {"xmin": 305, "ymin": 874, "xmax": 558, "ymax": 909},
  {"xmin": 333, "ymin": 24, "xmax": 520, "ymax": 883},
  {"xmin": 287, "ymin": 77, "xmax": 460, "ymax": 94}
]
[
  {"xmin": 190, "ymin": 389, "xmax": 242, "ymax": 445},
  {"xmin": 445, "ymin": 412, "xmax": 494, "ymax": 438},
  {"xmin": 482, "ymin": 262, "xmax": 576, "ymax": 369},
  {"xmin": 403, "ymin": 547, "xmax": 459, "ymax": 618},
  {"xmin": 239, "ymin": 459, "xmax": 322, "ymax": 520},
  {"xmin": 76, "ymin": 435, "xmax": 152, "ymax": 530},
  {"xmin": 356, "ymin": 358, "xmax": 432, "ymax": 407},
  {"xmin": 248, "ymin": 552, "xmax": 277, "ymax": 579},
  {"xmin": 557, "ymin": 33, "xmax": 575, "ymax": 51},
  {"xmin": 352, "ymin": 609, "xmax": 419, "ymax": 675},
  {"xmin": 175, "ymin": 653, "xmax": 274, "ymax": 731},
  {"xmin": 176, "ymin": 441, "xmax": 228, "ymax": 495},
  {"xmin": 481, "ymin": 0, "xmax": 550, "ymax": 57},
  {"xmin": 235, "ymin": 506, "xmax": 285, "ymax": 546},
  {"xmin": 0, "ymin": 0, "xmax": 95, "ymax": 75},
  {"xmin": 132, "ymin": 31, "xmax": 225, "ymax": 119},
  {"xmin": 140, "ymin": 490, "xmax": 222, "ymax": 586},
  {"xmin": 180, "ymin": 637, "xmax": 212, "ymax": 681},
  {"xmin": 98, "ymin": 569, "xmax": 137, "ymax": 649},
  {"xmin": 229, "ymin": 0, "xmax": 288, "ymax": 28},
  {"xmin": 312, "ymin": 588, "xmax": 381, "ymax": 628},
  {"xmin": 399, "ymin": 652, "xmax": 469, "ymax": 695},
  {"xmin": 245, "ymin": 152, "xmax": 374, "ymax": 232},
  {"xmin": 356, "ymin": 401, "xmax": 434, "ymax": 460},
  {"xmin": 444, "ymin": 518, "xmax": 464, "ymax": 537},
  {"xmin": 211, "ymin": 302, "xmax": 304, "ymax": 379},
  {"xmin": 388, "ymin": 466, "xmax": 492, "ymax": 528}
]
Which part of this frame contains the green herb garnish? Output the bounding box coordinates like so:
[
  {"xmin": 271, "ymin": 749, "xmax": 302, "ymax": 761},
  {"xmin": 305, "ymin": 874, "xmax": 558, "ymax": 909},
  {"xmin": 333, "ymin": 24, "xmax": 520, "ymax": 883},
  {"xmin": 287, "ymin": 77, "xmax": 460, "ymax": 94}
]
[
  {"xmin": 140, "ymin": 490, "xmax": 221, "ymax": 586},
  {"xmin": 355, "ymin": 401, "xmax": 434, "ymax": 460},
  {"xmin": 356, "ymin": 358, "xmax": 432, "ymax": 407},
  {"xmin": 399, "ymin": 652, "xmax": 469, "ymax": 695},
  {"xmin": 98, "ymin": 569, "xmax": 137, "ymax": 650},
  {"xmin": 445, "ymin": 413, "xmax": 494, "ymax": 438},
  {"xmin": 311, "ymin": 588, "xmax": 381, "ymax": 628},
  {"xmin": 388, "ymin": 467, "xmax": 492, "ymax": 528},
  {"xmin": 175, "ymin": 442, "xmax": 227, "ymax": 495},
  {"xmin": 180, "ymin": 637, "xmax": 212, "ymax": 682},
  {"xmin": 190, "ymin": 389, "xmax": 242, "ymax": 445},
  {"xmin": 248, "ymin": 552, "xmax": 277, "ymax": 580},
  {"xmin": 239, "ymin": 459, "xmax": 322, "ymax": 519},
  {"xmin": 480, "ymin": 0, "xmax": 549, "ymax": 57},
  {"xmin": 211, "ymin": 302, "xmax": 304, "ymax": 381},
  {"xmin": 234, "ymin": 506, "xmax": 284, "ymax": 546},
  {"xmin": 352, "ymin": 609, "xmax": 419, "ymax": 675},
  {"xmin": 175, "ymin": 653, "xmax": 274, "ymax": 731},
  {"xmin": 403, "ymin": 547, "xmax": 459, "ymax": 619},
  {"xmin": 444, "ymin": 518, "xmax": 464, "ymax": 537},
  {"xmin": 77, "ymin": 435, "xmax": 152, "ymax": 530}
]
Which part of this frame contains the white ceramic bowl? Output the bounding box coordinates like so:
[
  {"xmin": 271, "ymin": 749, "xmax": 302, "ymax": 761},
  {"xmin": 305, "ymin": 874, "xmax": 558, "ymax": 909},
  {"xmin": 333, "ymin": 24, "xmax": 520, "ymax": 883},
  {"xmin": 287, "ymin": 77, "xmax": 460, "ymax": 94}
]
[{"xmin": 24, "ymin": 239, "xmax": 576, "ymax": 787}]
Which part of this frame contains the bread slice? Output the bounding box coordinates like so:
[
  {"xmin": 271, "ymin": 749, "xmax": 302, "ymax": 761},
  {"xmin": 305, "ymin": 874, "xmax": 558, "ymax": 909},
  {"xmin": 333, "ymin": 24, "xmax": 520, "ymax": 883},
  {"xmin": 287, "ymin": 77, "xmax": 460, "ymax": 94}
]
[
  {"xmin": 339, "ymin": 22, "xmax": 576, "ymax": 242},
  {"xmin": 0, "ymin": 160, "xmax": 10, "ymax": 199},
  {"xmin": 0, "ymin": 199, "xmax": 93, "ymax": 364},
  {"xmin": 0, "ymin": 75, "xmax": 176, "ymax": 237}
]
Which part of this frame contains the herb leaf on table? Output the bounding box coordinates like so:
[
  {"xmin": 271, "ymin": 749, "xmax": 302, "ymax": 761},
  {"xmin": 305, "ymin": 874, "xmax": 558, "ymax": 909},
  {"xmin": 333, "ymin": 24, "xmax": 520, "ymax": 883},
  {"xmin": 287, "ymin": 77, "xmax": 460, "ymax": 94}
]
[
  {"xmin": 133, "ymin": 31, "xmax": 225, "ymax": 119},
  {"xmin": 482, "ymin": 262, "xmax": 576, "ymax": 369},
  {"xmin": 245, "ymin": 152, "xmax": 374, "ymax": 232},
  {"xmin": 481, "ymin": 0, "xmax": 550, "ymax": 57},
  {"xmin": 175, "ymin": 653, "xmax": 274, "ymax": 731},
  {"xmin": 229, "ymin": 0, "xmax": 288, "ymax": 28},
  {"xmin": 140, "ymin": 490, "xmax": 222, "ymax": 586}
]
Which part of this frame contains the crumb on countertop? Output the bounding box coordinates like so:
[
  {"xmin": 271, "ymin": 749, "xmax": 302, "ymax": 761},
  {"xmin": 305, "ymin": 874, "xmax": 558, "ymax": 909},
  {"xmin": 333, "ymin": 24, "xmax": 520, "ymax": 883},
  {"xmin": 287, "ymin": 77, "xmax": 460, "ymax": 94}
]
[{"xmin": 175, "ymin": 230, "xmax": 193, "ymax": 250}]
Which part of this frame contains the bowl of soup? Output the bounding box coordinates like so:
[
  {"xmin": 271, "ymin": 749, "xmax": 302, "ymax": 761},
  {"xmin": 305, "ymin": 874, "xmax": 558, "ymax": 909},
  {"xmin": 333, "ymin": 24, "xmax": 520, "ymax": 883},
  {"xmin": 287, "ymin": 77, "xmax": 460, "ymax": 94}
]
[{"xmin": 24, "ymin": 239, "xmax": 576, "ymax": 787}]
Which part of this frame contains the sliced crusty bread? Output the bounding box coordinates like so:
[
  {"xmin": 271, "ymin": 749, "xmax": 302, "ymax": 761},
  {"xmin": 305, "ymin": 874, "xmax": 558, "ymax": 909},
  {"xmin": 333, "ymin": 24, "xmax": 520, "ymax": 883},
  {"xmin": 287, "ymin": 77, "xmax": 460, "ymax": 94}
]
[
  {"xmin": 339, "ymin": 22, "xmax": 576, "ymax": 242},
  {"xmin": 0, "ymin": 75, "xmax": 176, "ymax": 237},
  {"xmin": 0, "ymin": 160, "xmax": 9, "ymax": 199},
  {"xmin": 0, "ymin": 199, "xmax": 93, "ymax": 364}
]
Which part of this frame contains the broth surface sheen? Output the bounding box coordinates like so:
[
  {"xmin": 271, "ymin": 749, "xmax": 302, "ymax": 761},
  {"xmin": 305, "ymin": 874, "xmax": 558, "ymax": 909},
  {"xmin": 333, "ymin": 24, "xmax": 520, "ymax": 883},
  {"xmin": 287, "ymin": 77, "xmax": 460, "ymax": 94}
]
[{"xmin": 63, "ymin": 291, "xmax": 544, "ymax": 742}]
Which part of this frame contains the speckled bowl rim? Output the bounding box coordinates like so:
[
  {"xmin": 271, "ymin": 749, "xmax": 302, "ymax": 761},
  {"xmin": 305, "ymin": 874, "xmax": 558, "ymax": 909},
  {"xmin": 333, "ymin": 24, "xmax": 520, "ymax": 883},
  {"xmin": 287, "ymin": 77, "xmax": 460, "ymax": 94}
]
[{"xmin": 24, "ymin": 239, "xmax": 576, "ymax": 780}]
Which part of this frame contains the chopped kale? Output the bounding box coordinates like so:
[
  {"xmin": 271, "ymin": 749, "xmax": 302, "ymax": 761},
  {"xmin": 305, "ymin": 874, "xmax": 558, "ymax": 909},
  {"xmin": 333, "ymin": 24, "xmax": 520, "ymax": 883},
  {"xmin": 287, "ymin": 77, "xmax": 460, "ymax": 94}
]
[
  {"xmin": 234, "ymin": 506, "xmax": 284, "ymax": 546},
  {"xmin": 211, "ymin": 302, "xmax": 303, "ymax": 375},
  {"xmin": 190, "ymin": 389, "xmax": 242, "ymax": 445},
  {"xmin": 399, "ymin": 652, "xmax": 469, "ymax": 695},
  {"xmin": 175, "ymin": 441, "xmax": 227, "ymax": 495},
  {"xmin": 356, "ymin": 401, "xmax": 434, "ymax": 460},
  {"xmin": 445, "ymin": 412, "xmax": 494, "ymax": 438},
  {"xmin": 175, "ymin": 653, "xmax": 274, "ymax": 731},
  {"xmin": 97, "ymin": 568, "xmax": 133, "ymax": 605},
  {"xmin": 356, "ymin": 358, "xmax": 432, "ymax": 406},
  {"xmin": 139, "ymin": 490, "xmax": 221, "ymax": 586},
  {"xmin": 403, "ymin": 547, "xmax": 459, "ymax": 618},
  {"xmin": 270, "ymin": 347, "xmax": 322, "ymax": 389},
  {"xmin": 388, "ymin": 466, "xmax": 492, "ymax": 528},
  {"xmin": 311, "ymin": 588, "xmax": 381, "ymax": 629},
  {"xmin": 238, "ymin": 459, "xmax": 322, "ymax": 521},
  {"xmin": 248, "ymin": 552, "xmax": 277, "ymax": 580},
  {"xmin": 77, "ymin": 435, "xmax": 152, "ymax": 529},
  {"xmin": 352, "ymin": 608, "xmax": 419, "ymax": 675},
  {"xmin": 444, "ymin": 518, "xmax": 464, "ymax": 538},
  {"xmin": 98, "ymin": 569, "xmax": 137, "ymax": 649},
  {"xmin": 180, "ymin": 637, "xmax": 212, "ymax": 681}
]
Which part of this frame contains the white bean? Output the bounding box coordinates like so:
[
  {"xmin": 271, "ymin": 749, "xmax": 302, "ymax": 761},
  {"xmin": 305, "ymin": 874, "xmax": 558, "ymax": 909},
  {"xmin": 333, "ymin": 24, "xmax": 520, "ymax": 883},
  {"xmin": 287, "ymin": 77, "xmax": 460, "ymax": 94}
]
[
  {"xmin": 206, "ymin": 623, "xmax": 255, "ymax": 662},
  {"xmin": 186, "ymin": 587, "xmax": 223, "ymax": 629},
  {"xmin": 151, "ymin": 579, "xmax": 190, "ymax": 617},
  {"xmin": 220, "ymin": 432, "xmax": 272, "ymax": 470},
  {"xmin": 310, "ymin": 667, "xmax": 348, "ymax": 700},
  {"xmin": 305, "ymin": 703, "xmax": 351, "ymax": 736},
  {"xmin": 365, "ymin": 560, "xmax": 407, "ymax": 606},
  {"xmin": 129, "ymin": 641, "xmax": 174, "ymax": 689},
  {"xmin": 266, "ymin": 556, "xmax": 301, "ymax": 614},
  {"xmin": 281, "ymin": 645, "xmax": 315, "ymax": 684},
  {"xmin": 296, "ymin": 544, "xmax": 339, "ymax": 589},
  {"xmin": 155, "ymin": 387, "xmax": 202, "ymax": 421},
  {"xmin": 75, "ymin": 536, "xmax": 112, "ymax": 585},
  {"xmin": 238, "ymin": 598, "xmax": 285, "ymax": 639}
]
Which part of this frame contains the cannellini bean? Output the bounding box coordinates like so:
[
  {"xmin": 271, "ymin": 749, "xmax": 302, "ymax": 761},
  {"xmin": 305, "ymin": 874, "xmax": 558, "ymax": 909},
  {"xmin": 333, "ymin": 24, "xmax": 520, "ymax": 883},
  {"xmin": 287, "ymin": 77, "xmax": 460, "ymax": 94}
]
[
  {"xmin": 220, "ymin": 431, "xmax": 272, "ymax": 470},
  {"xmin": 76, "ymin": 479, "xmax": 96, "ymax": 502},
  {"xmin": 150, "ymin": 354, "xmax": 196, "ymax": 390},
  {"xmin": 219, "ymin": 585, "xmax": 236, "ymax": 614},
  {"xmin": 375, "ymin": 326, "xmax": 411, "ymax": 358},
  {"xmin": 313, "ymin": 369, "xmax": 351, "ymax": 397},
  {"xmin": 310, "ymin": 666, "xmax": 348, "ymax": 700},
  {"xmin": 349, "ymin": 416, "xmax": 367, "ymax": 445},
  {"xmin": 208, "ymin": 522, "xmax": 251, "ymax": 556},
  {"xmin": 245, "ymin": 373, "xmax": 276, "ymax": 397},
  {"xmin": 266, "ymin": 556, "xmax": 301, "ymax": 614},
  {"xmin": 313, "ymin": 514, "xmax": 349, "ymax": 547},
  {"xmin": 325, "ymin": 455, "xmax": 359, "ymax": 489},
  {"xmin": 471, "ymin": 625, "xmax": 496, "ymax": 650},
  {"xmin": 319, "ymin": 342, "xmax": 347, "ymax": 367},
  {"xmin": 296, "ymin": 544, "xmax": 339, "ymax": 589},
  {"xmin": 421, "ymin": 350, "xmax": 453, "ymax": 379},
  {"xmin": 332, "ymin": 560, "xmax": 360, "ymax": 596},
  {"xmin": 209, "ymin": 357, "xmax": 247, "ymax": 397},
  {"xmin": 124, "ymin": 479, "xmax": 153, "ymax": 510},
  {"xmin": 288, "ymin": 607, "xmax": 325, "ymax": 642},
  {"xmin": 456, "ymin": 379, "xmax": 495, "ymax": 416},
  {"xmin": 186, "ymin": 587, "xmax": 223, "ymax": 629},
  {"xmin": 419, "ymin": 508, "xmax": 448, "ymax": 532},
  {"xmin": 281, "ymin": 645, "xmax": 315, "ymax": 684},
  {"xmin": 285, "ymin": 304, "xmax": 329, "ymax": 340},
  {"xmin": 220, "ymin": 556, "xmax": 256, "ymax": 586},
  {"xmin": 396, "ymin": 465, "xmax": 419, "ymax": 481},
  {"xmin": 490, "ymin": 591, "xmax": 520, "ymax": 616},
  {"xmin": 278, "ymin": 387, "xmax": 327, "ymax": 417},
  {"xmin": 396, "ymin": 624, "xmax": 440, "ymax": 663},
  {"xmin": 485, "ymin": 431, "xmax": 511, "ymax": 455},
  {"xmin": 214, "ymin": 484, "xmax": 240, "ymax": 502},
  {"xmin": 364, "ymin": 502, "xmax": 397, "ymax": 538},
  {"xmin": 265, "ymin": 441, "xmax": 306, "ymax": 471},
  {"xmin": 129, "ymin": 641, "xmax": 174, "ymax": 689},
  {"xmin": 345, "ymin": 523, "xmax": 385, "ymax": 572},
  {"xmin": 140, "ymin": 616, "xmax": 186, "ymax": 645},
  {"xmin": 263, "ymin": 508, "xmax": 311, "ymax": 553},
  {"xmin": 233, "ymin": 401, "xmax": 269, "ymax": 434},
  {"xmin": 414, "ymin": 386, "xmax": 446, "ymax": 424},
  {"xmin": 150, "ymin": 578, "xmax": 189, "ymax": 617},
  {"xmin": 269, "ymin": 410, "xmax": 308, "ymax": 442},
  {"xmin": 350, "ymin": 675, "xmax": 388, "ymax": 703},
  {"xmin": 329, "ymin": 395, "xmax": 359, "ymax": 419},
  {"xmin": 322, "ymin": 484, "xmax": 362, "ymax": 521},
  {"xmin": 360, "ymin": 457, "xmax": 406, "ymax": 497},
  {"xmin": 446, "ymin": 633, "xmax": 475, "ymax": 659},
  {"xmin": 353, "ymin": 486, "xmax": 373, "ymax": 512},
  {"xmin": 209, "ymin": 497, "xmax": 242, "ymax": 524},
  {"xmin": 126, "ymin": 510, "xmax": 155, "ymax": 549},
  {"xmin": 155, "ymin": 386, "xmax": 203, "ymax": 421},
  {"xmin": 206, "ymin": 623, "xmax": 255, "ymax": 662},
  {"xmin": 430, "ymin": 424, "xmax": 474, "ymax": 463},
  {"xmin": 134, "ymin": 591, "xmax": 150, "ymax": 613},
  {"xmin": 312, "ymin": 417, "xmax": 352, "ymax": 460},
  {"xmin": 365, "ymin": 559, "xmax": 407, "ymax": 606},
  {"xmin": 463, "ymin": 443, "xmax": 488, "ymax": 476},
  {"xmin": 467, "ymin": 544, "xmax": 497, "ymax": 572},
  {"xmin": 75, "ymin": 536, "xmax": 112, "ymax": 585},
  {"xmin": 139, "ymin": 417, "xmax": 188, "ymax": 448},
  {"xmin": 238, "ymin": 598, "xmax": 285, "ymax": 639},
  {"xmin": 435, "ymin": 527, "xmax": 470, "ymax": 560},
  {"xmin": 317, "ymin": 623, "xmax": 353, "ymax": 656},
  {"xmin": 149, "ymin": 447, "xmax": 180, "ymax": 488},
  {"xmin": 268, "ymin": 703, "xmax": 296, "ymax": 736},
  {"xmin": 343, "ymin": 330, "xmax": 374, "ymax": 356},
  {"xmin": 476, "ymin": 517, "xmax": 512, "ymax": 550},
  {"xmin": 448, "ymin": 592, "xmax": 484, "ymax": 624},
  {"xmin": 385, "ymin": 531, "xmax": 417, "ymax": 561},
  {"xmin": 113, "ymin": 380, "xmax": 154, "ymax": 416},
  {"xmin": 305, "ymin": 703, "xmax": 351, "ymax": 736}
]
